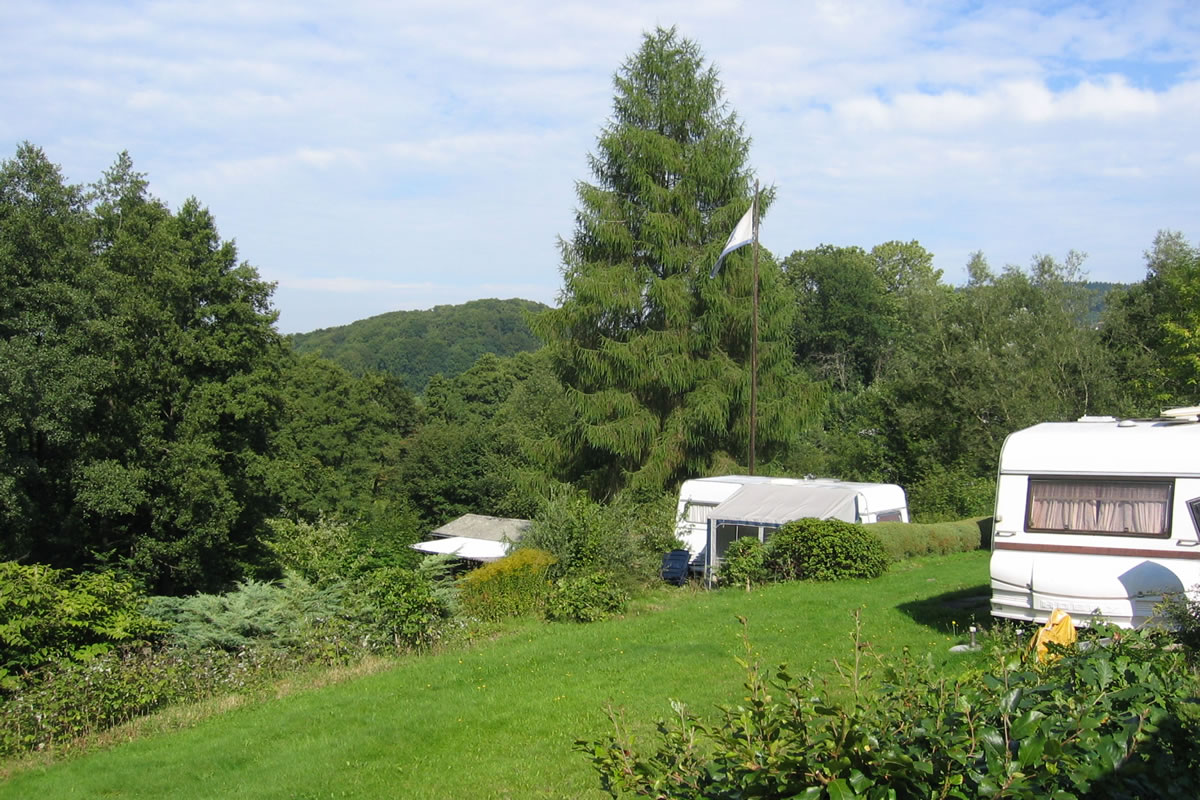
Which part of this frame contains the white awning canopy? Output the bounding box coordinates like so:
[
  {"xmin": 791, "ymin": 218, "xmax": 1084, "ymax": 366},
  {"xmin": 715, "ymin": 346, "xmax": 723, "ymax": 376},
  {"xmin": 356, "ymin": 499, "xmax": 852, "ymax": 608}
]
[
  {"xmin": 709, "ymin": 482, "xmax": 859, "ymax": 527},
  {"xmin": 411, "ymin": 536, "xmax": 510, "ymax": 562}
]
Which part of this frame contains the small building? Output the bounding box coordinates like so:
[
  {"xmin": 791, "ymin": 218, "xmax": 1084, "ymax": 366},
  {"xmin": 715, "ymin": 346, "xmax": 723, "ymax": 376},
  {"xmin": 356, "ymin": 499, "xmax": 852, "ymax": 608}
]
[{"xmin": 411, "ymin": 513, "xmax": 531, "ymax": 563}]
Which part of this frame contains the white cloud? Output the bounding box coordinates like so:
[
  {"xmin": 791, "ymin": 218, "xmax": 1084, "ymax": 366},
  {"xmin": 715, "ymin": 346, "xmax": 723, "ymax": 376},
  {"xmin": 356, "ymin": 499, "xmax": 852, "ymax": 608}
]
[{"xmin": 5, "ymin": 0, "xmax": 1199, "ymax": 332}]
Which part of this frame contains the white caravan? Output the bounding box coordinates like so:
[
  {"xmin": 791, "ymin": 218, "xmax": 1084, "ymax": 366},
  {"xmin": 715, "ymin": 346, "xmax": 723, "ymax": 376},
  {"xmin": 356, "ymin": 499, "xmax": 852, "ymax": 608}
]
[
  {"xmin": 674, "ymin": 475, "xmax": 909, "ymax": 572},
  {"xmin": 990, "ymin": 409, "xmax": 1200, "ymax": 628}
]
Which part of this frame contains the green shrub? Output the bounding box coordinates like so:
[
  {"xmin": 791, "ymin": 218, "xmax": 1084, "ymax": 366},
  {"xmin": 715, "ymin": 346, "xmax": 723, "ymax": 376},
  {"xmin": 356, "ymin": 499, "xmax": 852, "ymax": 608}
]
[
  {"xmin": 581, "ymin": 621, "xmax": 1200, "ymax": 799},
  {"xmin": 0, "ymin": 644, "xmax": 291, "ymax": 756},
  {"xmin": 263, "ymin": 506, "xmax": 424, "ymax": 587},
  {"xmin": 146, "ymin": 576, "xmax": 344, "ymax": 653},
  {"xmin": 719, "ymin": 537, "xmax": 768, "ymax": 589},
  {"xmin": 868, "ymin": 517, "xmax": 988, "ymax": 561},
  {"xmin": 458, "ymin": 548, "xmax": 556, "ymax": 622},
  {"xmin": 1157, "ymin": 586, "xmax": 1200, "ymax": 664},
  {"xmin": 355, "ymin": 566, "xmax": 450, "ymax": 650},
  {"xmin": 0, "ymin": 562, "xmax": 164, "ymax": 689},
  {"xmin": 907, "ymin": 465, "xmax": 996, "ymax": 522},
  {"xmin": 764, "ymin": 519, "xmax": 889, "ymax": 581},
  {"xmin": 520, "ymin": 490, "xmax": 680, "ymax": 582},
  {"xmin": 546, "ymin": 573, "xmax": 629, "ymax": 623}
]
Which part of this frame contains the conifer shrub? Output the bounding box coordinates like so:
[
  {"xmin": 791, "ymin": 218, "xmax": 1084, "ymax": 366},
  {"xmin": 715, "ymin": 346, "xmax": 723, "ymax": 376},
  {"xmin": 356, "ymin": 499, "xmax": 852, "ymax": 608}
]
[
  {"xmin": 763, "ymin": 519, "xmax": 889, "ymax": 582},
  {"xmin": 546, "ymin": 572, "xmax": 629, "ymax": 623},
  {"xmin": 457, "ymin": 548, "xmax": 556, "ymax": 622},
  {"xmin": 719, "ymin": 537, "xmax": 768, "ymax": 588},
  {"xmin": 146, "ymin": 576, "xmax": 343, "ymax": 653}
]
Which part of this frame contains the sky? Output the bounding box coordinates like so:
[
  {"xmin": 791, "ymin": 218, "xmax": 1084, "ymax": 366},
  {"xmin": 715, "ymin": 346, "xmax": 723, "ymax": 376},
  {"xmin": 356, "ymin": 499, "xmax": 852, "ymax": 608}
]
[{"xmin": 4, "ymin": 1, "xmax": 1199, "ymax": 334}]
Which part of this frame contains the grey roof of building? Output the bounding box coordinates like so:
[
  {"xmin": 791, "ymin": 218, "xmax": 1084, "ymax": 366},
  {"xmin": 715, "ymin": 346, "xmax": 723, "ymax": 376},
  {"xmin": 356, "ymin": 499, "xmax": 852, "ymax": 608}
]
[{"xmin": 430, "ymin": 513, "xmax": 531, "ymax": 543}]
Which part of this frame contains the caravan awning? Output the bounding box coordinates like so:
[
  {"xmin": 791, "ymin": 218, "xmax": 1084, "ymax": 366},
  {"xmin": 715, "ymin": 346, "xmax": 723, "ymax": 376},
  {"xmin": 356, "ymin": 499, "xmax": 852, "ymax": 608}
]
[
  {"xmin": 709, "ymin": 482, "xmax": 859, "ymax": 527},
  {"xmin": 411, "ymin": 536, "xmax": 510, "ymax": 562}
]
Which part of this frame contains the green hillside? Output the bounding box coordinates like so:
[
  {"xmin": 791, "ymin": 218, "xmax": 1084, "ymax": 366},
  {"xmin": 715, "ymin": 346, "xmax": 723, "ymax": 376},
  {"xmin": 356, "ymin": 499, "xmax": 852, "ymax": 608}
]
[{"xmin": 291, "ymin": 298, "xmax": 548, "ymax": 393}]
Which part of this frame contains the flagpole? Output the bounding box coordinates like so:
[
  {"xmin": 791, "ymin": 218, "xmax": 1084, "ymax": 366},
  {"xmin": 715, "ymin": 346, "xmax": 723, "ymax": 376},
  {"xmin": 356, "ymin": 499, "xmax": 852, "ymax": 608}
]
[{"xmin": 749, "ymin": 180, "xmax": 759, "ymax": 476}]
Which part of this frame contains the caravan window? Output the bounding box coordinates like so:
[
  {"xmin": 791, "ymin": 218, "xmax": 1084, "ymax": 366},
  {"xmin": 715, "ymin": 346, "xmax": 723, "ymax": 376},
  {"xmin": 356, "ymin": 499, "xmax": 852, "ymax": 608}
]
[
  {"xmin": 1026, "ymin": 478, "xmax": 1171, "ymax": 537},
  {"xmin": 684, "ymin": 503, "xmax": 716, "ymax": 524},
  {"xmin": 1190, "ymin": 498, "xmax": 1200, "ymax": 535}
]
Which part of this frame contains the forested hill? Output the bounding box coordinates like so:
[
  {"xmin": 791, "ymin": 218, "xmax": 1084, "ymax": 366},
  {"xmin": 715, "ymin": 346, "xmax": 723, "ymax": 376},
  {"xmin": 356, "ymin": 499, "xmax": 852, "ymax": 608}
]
[{"xmin": 290, "ymin": 297, "xmax": 548, "ymax": 393}]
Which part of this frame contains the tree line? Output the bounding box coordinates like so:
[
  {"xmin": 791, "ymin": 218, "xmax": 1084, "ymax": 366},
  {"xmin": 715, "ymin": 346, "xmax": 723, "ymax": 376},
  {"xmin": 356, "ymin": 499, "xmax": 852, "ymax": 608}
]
[{"xmin": 3, "ymin": 27, "xmax": 1199, "ymax": 599}]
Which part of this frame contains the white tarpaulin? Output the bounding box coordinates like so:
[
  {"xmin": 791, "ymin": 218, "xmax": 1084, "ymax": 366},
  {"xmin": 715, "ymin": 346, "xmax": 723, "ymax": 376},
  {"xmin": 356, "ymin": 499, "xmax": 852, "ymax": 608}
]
[
  {"xmin": 709, "ymin": 482, "xmax": 859, "ymax": 527},
  {"xmin": 411, "ymin": 536, "xmax": 510, "ymax": 562}
]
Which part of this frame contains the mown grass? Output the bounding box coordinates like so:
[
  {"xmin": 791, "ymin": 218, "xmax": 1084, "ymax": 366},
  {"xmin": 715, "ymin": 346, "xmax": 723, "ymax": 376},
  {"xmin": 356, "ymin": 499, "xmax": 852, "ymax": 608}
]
[{"xmin": 0, "ymin": 551, "xmax": 991, "ymax": 799}]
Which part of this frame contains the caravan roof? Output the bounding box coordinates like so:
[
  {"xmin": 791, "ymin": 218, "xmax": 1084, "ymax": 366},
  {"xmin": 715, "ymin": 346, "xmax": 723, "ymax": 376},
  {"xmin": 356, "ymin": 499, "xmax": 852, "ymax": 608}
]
[
  {"xmin": 1001, "ymin": 418, "xmax": 1200, "ymax": 478},
  {"xmin": 709, "ymin": 482, "xmax": 859, "ymax": 526}
]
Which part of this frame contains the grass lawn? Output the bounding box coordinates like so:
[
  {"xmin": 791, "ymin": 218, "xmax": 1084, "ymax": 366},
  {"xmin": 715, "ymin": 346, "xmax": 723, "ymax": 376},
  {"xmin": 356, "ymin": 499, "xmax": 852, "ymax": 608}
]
[{"xmin": 0, "ymin": 551, "xmax": 991, "ymax": 799}]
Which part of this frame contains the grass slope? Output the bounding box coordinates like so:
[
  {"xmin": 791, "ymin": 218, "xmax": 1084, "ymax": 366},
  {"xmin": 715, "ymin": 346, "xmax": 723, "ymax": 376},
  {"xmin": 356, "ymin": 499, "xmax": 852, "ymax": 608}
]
[{"xmin": 0, "ymin": 552, "xmax": 990, "ymax": 799}]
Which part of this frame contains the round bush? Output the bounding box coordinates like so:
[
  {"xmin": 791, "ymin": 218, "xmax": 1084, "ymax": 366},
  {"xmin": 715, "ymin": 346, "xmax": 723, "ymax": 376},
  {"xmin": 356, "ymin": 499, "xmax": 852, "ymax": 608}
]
[{"xmin": 764, "ymin": 519, "xmax": 889, "ymax": 581}]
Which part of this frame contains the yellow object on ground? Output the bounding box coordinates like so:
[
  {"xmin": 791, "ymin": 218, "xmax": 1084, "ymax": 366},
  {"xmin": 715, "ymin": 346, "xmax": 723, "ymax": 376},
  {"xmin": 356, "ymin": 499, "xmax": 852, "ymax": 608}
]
[{"xmin": 1031, "ymin": 608, "xmax": 1076, "ymax": 662}]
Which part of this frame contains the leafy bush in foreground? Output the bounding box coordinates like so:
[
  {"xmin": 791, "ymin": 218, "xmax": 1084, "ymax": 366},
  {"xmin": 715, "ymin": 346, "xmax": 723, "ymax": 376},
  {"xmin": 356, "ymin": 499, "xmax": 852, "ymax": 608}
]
[
  {"xmin": 581, "ymin": 620, "xmax": 1200, "ymax": 799},
  {"xmin": 763, "ymin": 519, "xmax": 889, "ymax": 582}
]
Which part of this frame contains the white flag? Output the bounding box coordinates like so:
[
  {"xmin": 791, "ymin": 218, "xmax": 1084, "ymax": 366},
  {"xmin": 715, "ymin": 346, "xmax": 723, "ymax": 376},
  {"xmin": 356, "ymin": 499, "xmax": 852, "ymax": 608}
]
[{"xmin": 710, "ymin": 205, "xmax": 755, "ymax": 278}]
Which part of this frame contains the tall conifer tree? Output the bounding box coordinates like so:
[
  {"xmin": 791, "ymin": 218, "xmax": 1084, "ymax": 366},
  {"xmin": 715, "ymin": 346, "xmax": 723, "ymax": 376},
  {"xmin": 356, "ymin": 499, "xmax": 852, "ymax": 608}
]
[{"xmin": 534, "ymin": 28, "xmax": 818, "ymax": 496}]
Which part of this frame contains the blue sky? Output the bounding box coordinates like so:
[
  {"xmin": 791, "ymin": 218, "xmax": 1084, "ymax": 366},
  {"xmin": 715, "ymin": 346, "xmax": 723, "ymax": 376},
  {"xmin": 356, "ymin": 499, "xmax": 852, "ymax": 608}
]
[{"xmin": 4, "ymin": 1, "xmax": 1198, "ymax": 333}]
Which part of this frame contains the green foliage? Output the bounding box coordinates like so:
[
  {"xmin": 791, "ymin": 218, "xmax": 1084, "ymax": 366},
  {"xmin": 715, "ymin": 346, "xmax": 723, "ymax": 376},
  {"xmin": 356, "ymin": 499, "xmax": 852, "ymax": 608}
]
[
  {"xmin": 784, "ymin": 245, "xmax": 1122, "ymax": 503},
  {"xmin": 458, "ymin": 548, "xmax": 556, "ymax": 622},
  {"xmin": 0, "ymin": 562, "xmax": 163, "ymax": 688},
  {"xmin": 145, "ymin": 576, "xmax": 343, "ymax": 654},
  {"xmin": 719, "ymin": 537, "xmax": 768, "ymax": 588},
  {"xmin": 872, "ymin": 251, "xmax": 1117, "ymax": 491},
  {"xmin": 0, "ymin": 643, "xmax": 292, "ymax": 757},
  {"xmin": 546, "ymin": 573, "xmax": 629, "ymax": 623},
  {"xmin": 905, "ymin": 465, "xmax": 996, "ymax": 522},
  {"xmin": 355, "ymin": 565, "xmax": 453, "ymax": 650},
  {"xmin": 0, "ymin": 145, "xmax": 287, "ymax": 593},
  {"xmin": 523, "ymin": 492, "xmax": 628, "ymax": 579},
  {"xmin": 395, "ymin": 349, "xmax": 575, "ymax": 524},
  {"xmin": 580, "ymin": 620, "xmax": 1200, "ymax": 799},
  {"xmin": 262, "ymin": 507, "xmax": 424, "ymax": 587},
  {"xmin": 868, "ymin": 518, "xmax": 988, "ymax": 561},
  {"xmin": 291, "ymin": 298, "xmax": 547, "ymax": 393},
  {"xmin": 268, "ymin": 354, "xmax": 419, "ymax": 523},
  {"xmin": 1156, "ymin": 586, "xmax": 1200, "ymax": 665},
  {"xmin": 784, "ymin": 242, "xmax": 941, "ymax": 391},
  {"xmin": 1102, "ymin": 230, "xmax": 1200, "ymax": 411},
  {"xmin": 532, "ymin": 27, "xmax": 820, "ymax": 497},
  {"xmin": 763, "ymin": 519, "xmax": 889, "ymax": 582},
  {"xmin": 521, "ymin": 490, "xmax": 679, "ymax": 582}
]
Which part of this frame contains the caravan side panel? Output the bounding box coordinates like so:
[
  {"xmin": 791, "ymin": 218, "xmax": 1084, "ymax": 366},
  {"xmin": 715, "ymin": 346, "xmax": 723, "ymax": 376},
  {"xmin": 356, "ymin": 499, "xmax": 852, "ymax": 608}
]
[{"xmin": 990, "ymin": 421, "xmax": 1200, "ymax": 628}]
